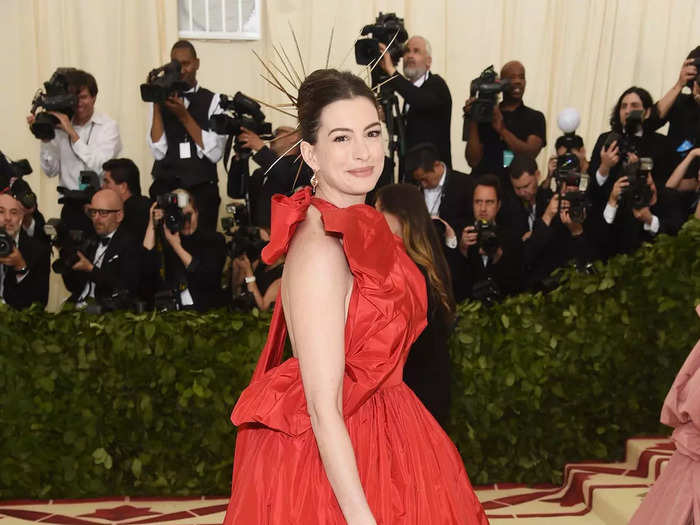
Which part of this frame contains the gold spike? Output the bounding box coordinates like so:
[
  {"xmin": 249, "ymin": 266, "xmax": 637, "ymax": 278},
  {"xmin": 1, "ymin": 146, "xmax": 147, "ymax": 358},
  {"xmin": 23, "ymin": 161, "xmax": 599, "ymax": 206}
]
[
  {"xmin": 288, "ymin": 22, "xmax": 307, "ymax": 78},
  {"xmin": 258, "ymin": 68, "xmax": 298, "ymax": 107},
  {"xmin": 325, "ymin": 27, "xmax": 335, "ymax": 69},
  {"xmin": 290, "ymin": 155, "xmax": 305, "ymax": 191},
  {"xmin": 250, "ymin": 90, "xmax": 298, "ymax": 119},
  {"xmin": 264, "ymin": 138, "xmax": 303, "ymax": 176},
  {"xmin": 269, "ymin": 123, "xmax": 301, "ymax": 143},
  {"xmin": 372, "ymin": 74, "xmax": 397, "ymax": 93},
  {"xmin": 280, "ymin": 45, "xmax": 303, "ymax": 86},
  {"xmin": 273, "ymin": 44, "xmax": 300, "ymax": 87},
  {"xmin": 268, "ymin": 58, "xmax": 298, "ymax": 91},
  {"xmin": 370, "ymin": 29, "xmax": 401, "ymax": 74},
  {"xmin": 252, "ymin": 50, "xmax": 291, "ymax": 94}
]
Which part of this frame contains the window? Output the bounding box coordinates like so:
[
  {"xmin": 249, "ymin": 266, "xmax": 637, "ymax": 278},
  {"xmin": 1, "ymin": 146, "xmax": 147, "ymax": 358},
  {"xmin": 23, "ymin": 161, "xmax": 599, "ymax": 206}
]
[{"xmin": 178, "ymin": 0, "xmax": 261, "ymax": 40}]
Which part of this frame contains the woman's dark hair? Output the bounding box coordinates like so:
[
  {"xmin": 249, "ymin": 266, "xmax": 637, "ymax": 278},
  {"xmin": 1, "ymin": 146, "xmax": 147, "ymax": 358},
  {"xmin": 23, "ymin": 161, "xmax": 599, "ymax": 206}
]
[
  {"xmin": 297, "ymin": 69, "xmax": 378, "ymax": 144},
  {"xmin": 375, "ymin": 184, "xmax": 456, "ymax": 324},
  {"xmin": 609, "ymin": 86, "xmax": 654, "ymax": 133}
]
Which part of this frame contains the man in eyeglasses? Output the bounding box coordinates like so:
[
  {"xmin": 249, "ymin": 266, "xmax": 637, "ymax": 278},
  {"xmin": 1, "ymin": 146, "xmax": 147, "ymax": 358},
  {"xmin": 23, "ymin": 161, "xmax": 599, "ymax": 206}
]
[
  {"xmin": 0, "ymin": 192, "xmax": 50, "ymax": 309},
  {"xmin": 61, "ymin": 188, "xmax": 141, "ymax": 306}
]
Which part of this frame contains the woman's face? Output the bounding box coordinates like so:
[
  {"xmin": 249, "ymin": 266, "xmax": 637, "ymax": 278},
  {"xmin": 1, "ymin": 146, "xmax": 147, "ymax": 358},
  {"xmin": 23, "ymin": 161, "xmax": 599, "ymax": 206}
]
[{"xmin": 301, "ymin": 97, "xmax": 384, "ymax": 205}]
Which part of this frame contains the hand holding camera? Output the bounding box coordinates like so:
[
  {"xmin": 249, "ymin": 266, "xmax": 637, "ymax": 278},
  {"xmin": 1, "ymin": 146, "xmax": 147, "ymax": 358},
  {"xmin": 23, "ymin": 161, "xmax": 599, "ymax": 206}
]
[
  {"xmin": 70, "ymin": 250, "xmax": 94, "ymax": 272},
  {"xmin": 678, "ymin": 57, "xmax": 699, "ymax": 89},
  {"xmin": 459, "ymin": 225, "xmax": 478, "ymax": 257},
  {"xmin": 237, "ymin": 127, "xmax": 265, "ymax": 153},
  {"xmin": 608, "ymin": 176, "xmax": 630, "ymax": 207},
  {"xmin": 600, "ymin": 140, "xmax": 620, "ymax": 174},
  {"xmin": 0, "ymin": 235, "xmax": 26, "ymax": 271}
]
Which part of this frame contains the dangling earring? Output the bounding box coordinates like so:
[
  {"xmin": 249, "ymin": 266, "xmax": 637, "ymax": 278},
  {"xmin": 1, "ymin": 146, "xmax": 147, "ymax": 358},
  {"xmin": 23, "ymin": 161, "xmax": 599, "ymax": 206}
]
[{"xmin": 310, "ymin": 172, "xmax": 319, "ymax": 194}]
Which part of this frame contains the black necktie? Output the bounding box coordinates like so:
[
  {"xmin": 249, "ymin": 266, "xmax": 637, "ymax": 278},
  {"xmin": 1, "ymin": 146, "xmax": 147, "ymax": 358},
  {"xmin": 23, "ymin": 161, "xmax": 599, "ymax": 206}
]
[
  {"xmin": 98, "ymin": 236, "xmax": 110, "ymax": 247},
  {"xmin": 182, "ymin": 91, "xmax": 195, "ymax": 102}
]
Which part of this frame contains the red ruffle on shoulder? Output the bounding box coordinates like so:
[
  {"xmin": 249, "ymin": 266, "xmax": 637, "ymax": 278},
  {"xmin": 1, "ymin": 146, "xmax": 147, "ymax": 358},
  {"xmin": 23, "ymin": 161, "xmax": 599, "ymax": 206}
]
[{"xmin": 231, "ymin": 187, "xmax": 427, "ymax": 437}]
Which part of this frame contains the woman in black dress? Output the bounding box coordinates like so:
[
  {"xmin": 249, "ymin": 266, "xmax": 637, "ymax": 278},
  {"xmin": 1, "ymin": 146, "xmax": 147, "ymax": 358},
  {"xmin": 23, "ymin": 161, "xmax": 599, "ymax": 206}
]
[{"xmin": 375, "ymin": 183, "xmax": 456, "ymax": 427}]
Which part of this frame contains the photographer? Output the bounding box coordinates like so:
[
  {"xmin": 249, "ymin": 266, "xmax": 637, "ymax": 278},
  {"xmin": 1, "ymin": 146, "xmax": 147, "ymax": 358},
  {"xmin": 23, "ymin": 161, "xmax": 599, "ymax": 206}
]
[
  {"xmin": 450, "ymin": 175, "xmax": 522, "ymax": 303},
  {"xmin": 227, "ymin": 125, "xmax": 310, "ymax": 228},
  {"xmin": 142, "ymin": 189, "xmax": 226, "ymax": 312},
  {"xmin": 404, "ymin": 142, "xmax": 473, "ymax": 238},
  {"xmin": 587, "ymin": 87, "xmax": 675, "ymax": 214},
  {"xmin": 463, "ymin": 61, "xmax": 546, "ymax": 182},
  {"xmin": 378, "ymin": 36, "xmax": 453, "ymax": 166},
  {"xmin": 0, "ymin": 156, "xmax": 49, "ymax": 245},
  {"xmin": 510, "ymin": 156, "xmax": 599, "ymax": 290},
  {"xmin": 60, "ymin": 189, "xmax": 141, "ymax": 306},
  {"xmin": 101, "ymin": 158, "xmax": 150, "ymax": 240},
  {"xmin": 0, "ymin": 193, "xmax": 50, "ymax": 309},
  {"xmin": 229, "ymin": 227, "xmax": 280, "ymax": 312},
  {"xmin": 29, "ymin": 69, "xmax": 122, "ymax": 234},
  {"xmin": 601, "ymin": 166, "xmax": 675, "ymax": 258},
  {"xmin": 646, "ymin": 46, "xmax": 700, "ymax": 159},
  {"xmin": 665, "ymin": 147, "xmax": 700, "ymax": 229},
  {"xmin": 147, "ymin": 40, "xmax": 227, "ymax": 232}
]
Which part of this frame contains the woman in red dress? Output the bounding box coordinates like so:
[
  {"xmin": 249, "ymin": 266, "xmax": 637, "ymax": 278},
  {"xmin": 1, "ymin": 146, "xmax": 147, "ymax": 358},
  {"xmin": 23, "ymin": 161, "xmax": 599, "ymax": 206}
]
[{"xmin": 223, "ymin": 69, "xmax": 488, "ymax": 525}]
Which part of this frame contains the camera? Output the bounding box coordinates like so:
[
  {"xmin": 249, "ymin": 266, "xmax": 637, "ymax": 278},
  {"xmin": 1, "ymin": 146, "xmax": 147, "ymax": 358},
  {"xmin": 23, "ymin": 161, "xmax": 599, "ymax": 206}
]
[
  {"xmin": 156, "ymin": 192, "xmax": 190, "ymax": 234},
  {"xmin": 29, "ymin": 68, "xmax": 79, "ymax": 141},
  {"xmin": 550, "ymin": 154, "xmax": 591, "ymax": 224},
  {"xmin": 221, "ymin": 202, "xmax": 266, "ymax": 261},
  {"xmin": 355, "ymin": 12, "xmax": 408, "ymax": 69},
  {"xmin": 0, "ymin": 228, "xmax": 16, "ymax": 257},
  {"xmin": 153, "ymin": 288, "xmax": 183, "ymax": 312},
  {"xmin": 57, "ymin": 170, "xmax": 100, "ymax": 206},
  {"xmin": 84, "ymin": 289, "xmax": 146, "ymax": 315},
  {"xmin": 621, "ymin": 158, "xmax": 654, "ymax": 209},
  {"xmin": 140, "ymin": 61, "xmax": 190, "ymax": 103},
  {"xmin": 209, "ymin": 92, "xmax": 273, "ymax": 160},
  {"xmin": 44, "ymin": 218, "xmax": 98, "ymax": 274},
  {"xmin": 474, "ymin": 219, "xmax": 499, "ymax": 256},
  {"xmin": 472, "ymin": 277, "xmax": 501, "ymax": 307},
  {"xmin": 468, "ymin": 65, "xmax": 510, "ymax": 124},
  {"xmin": 604, "ymin": 109, "xmax": 644, "ymax": 161}
]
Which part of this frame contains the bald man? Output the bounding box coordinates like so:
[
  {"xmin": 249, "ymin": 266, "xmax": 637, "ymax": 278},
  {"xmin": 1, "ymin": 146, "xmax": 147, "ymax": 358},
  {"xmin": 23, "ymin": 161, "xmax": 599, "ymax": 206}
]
[
  {"xmin": 0, "ymin": 193, "xmax": 50, "ymax": 309},
  {"xmin": 379, "ymin": 35, "xmax": 453, "ymax": 170},
  {"xmin": 61, "ymin": 188, "xmax": 142, "ymax": 306},
  {"xmin": 227, "ymin": 125, "xmax": 311, "ymax": 227},
  {"xmin": 464, "ymin": 60, "xmax": 546, "ymax": 183}
]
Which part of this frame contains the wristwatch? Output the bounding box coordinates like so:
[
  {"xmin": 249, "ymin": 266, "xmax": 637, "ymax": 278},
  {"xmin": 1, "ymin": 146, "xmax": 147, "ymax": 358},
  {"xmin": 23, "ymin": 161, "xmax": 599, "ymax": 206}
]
[
  {"xmin": 15, "ymin": 266, "xmax": 29, "ymax": 275},
  {"xmin": 244, "ymin": 276, "xmax": 256, "ymax": 284}
]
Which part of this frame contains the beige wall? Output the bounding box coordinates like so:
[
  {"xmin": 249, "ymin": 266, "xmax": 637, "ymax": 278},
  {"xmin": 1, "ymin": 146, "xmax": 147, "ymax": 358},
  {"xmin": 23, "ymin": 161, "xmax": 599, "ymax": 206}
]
[{"xmin": 1, "ymin": 0, "xmax": 698, "ymax": 310}]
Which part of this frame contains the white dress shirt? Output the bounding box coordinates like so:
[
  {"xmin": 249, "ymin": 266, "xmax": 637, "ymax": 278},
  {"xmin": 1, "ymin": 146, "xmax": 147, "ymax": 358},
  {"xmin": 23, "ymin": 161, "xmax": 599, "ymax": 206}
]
[
  {"xmin": 78, "ymin": 229, "xmax": 116, "ymax": 302},
  {"xmin": 40, "ymin": 111, "xmax": 122, "ymax": 189},
  {"xmin": 423, "ymin": 163, "xmax": 447, "ymax": 216},
  {"xmin": 146, "ymin": 84, "xmax": 227, "ymax": 164}
]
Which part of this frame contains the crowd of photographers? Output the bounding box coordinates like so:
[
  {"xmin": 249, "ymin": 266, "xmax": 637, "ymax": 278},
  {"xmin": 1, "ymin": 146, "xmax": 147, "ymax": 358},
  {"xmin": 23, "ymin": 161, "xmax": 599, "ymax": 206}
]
[{"xmin": 1, "ymin": 22, "xmax": 699, "ymax": 313}]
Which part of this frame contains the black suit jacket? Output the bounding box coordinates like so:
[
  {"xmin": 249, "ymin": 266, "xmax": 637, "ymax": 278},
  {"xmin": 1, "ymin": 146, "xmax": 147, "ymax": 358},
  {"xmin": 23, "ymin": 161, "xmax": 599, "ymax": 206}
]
[
  {"xmin": 122, "ymin": 195, "xmax": 151, "ymax": 242},
  {"xmin": 2, "ymin": 230, "xmax": 50, "ymax": 309},
  {"xmin": 62, "ymin": 225, "xmax": 142, "ymax": 303},
  {"xmin": 447, "ymin": 225, "xmax": 523, "ymax": 303},
  {"xmin": 392, "ymin": 73, "xmax": 453, "ymax": 167},
  {"xmin": 423, "ymin": 168, "xmax": 473, "ymax": 235}
]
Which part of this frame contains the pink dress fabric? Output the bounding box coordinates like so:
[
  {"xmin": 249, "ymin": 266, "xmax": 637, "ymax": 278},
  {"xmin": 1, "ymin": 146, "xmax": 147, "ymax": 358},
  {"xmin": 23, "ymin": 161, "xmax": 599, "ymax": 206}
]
[
  {"xmin": 630, "ymin": 307, "xmax": 700, "ymax": 524},
  {"xmin": 222, "ymin": 187, "xmax": 489, "ymax": 524}
]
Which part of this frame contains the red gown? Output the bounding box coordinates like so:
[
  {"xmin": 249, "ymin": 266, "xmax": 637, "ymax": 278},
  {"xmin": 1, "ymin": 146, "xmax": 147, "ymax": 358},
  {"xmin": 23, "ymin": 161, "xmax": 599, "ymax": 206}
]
[{"xmin": 223, "ymin": 187, "xmax": 488, "ymax": 525}]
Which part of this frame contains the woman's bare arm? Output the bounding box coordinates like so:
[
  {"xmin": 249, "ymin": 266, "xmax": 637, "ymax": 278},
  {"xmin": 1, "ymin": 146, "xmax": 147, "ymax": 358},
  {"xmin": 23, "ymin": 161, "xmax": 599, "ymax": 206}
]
[{"xmin": 282, "ymin": 208, "xmax": 376, "ymax": 525}]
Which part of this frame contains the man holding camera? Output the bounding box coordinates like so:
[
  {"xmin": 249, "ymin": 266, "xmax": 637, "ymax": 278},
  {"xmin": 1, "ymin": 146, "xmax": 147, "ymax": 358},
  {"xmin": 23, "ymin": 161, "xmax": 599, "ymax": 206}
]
[
  {"xmin": 464, "ymin": 61, "xmax": 546, "ymax": 183},
  {"xmin": 61, "ymin": 189, "xmax": 142, "ymax": 306},
  {"xmin": 227, "ymin": 125, "xmax": 310, "ymax": 228},
  {"xmin": 647, "ymin": 47, "xmax": 700, "ymax": 161},
  {"xmin": 449, "ymin": 174, "xmax": 522, "ymax": 303},
  {"xmin": 0, "ymin": 192, "xmax": 50, "ymax": 310},
  {"xmin": 28, "ymin": 69, "xmax": 122, "ymax": 234},
  {"xmin": 379, "ymin": 36, "xmax": 453, "ymax": 167},
  {"xmin": 600, "ymin": 169, "xmax": 675, "ymax": 258},
  {"xmin": 142, "ymin": 189, "xmax": 226, "ymax": 312},
  {"xmin": 405, "ymin": 142, "xmax": 473, "ymax": 238},
  {"xmin": 102, "ymin": 158, "xmax": 150, "ymax": 241},
  {"xmin": 508, "ymin": 156, "xmax": 598, "ymax": 290},
  {"xmin": 147, "ymin": 40, "xmax": 227, "ymax": 233}
]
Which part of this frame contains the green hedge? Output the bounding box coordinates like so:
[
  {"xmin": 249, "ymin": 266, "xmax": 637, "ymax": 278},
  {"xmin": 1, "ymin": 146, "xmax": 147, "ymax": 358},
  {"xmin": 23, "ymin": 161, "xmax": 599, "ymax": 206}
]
[{"xmin": 2, "ymin": 220, "xmax": 700, "ymax": 498}]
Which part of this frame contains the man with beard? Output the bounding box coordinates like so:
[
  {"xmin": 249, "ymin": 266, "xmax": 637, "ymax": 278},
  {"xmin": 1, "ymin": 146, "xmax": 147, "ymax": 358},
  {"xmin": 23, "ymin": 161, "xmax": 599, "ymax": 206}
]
[
  {"xmin": 146, "ymin": 39, "xmax": 227, "ymax": 232},
  {"xmin": 463, "ymin": 61, "xmax": 546, "ymax": 185},
  {"xmin": 379, "ymin": 35, "xmax": 453, "ymax": 168}
]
